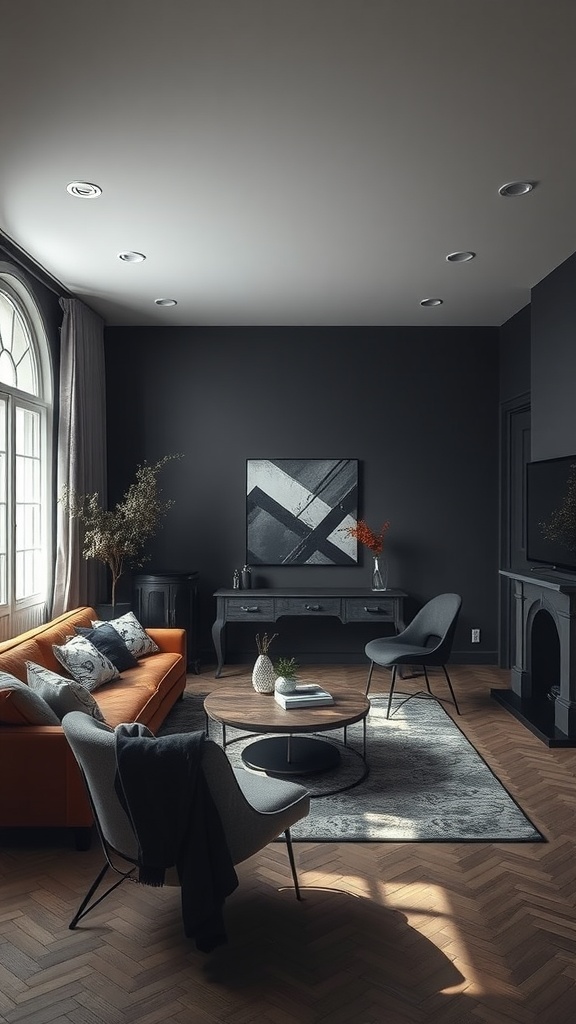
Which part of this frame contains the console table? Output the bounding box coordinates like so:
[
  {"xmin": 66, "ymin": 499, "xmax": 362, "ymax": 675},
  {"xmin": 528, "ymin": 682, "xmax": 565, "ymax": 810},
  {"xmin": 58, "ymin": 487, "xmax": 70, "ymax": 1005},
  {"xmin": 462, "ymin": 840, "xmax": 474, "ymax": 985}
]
[{"xmin": 211, "ymin": 587, "xmax": 407, "ymax": 677}]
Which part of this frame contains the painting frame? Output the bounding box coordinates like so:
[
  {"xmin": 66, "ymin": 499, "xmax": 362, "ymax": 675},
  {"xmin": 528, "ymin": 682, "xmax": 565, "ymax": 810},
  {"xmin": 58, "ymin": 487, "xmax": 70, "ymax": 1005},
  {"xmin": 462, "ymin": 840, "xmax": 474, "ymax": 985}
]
[{"xmin": 246, "ymin": 458, "xmax": 358, "ymax": 566}]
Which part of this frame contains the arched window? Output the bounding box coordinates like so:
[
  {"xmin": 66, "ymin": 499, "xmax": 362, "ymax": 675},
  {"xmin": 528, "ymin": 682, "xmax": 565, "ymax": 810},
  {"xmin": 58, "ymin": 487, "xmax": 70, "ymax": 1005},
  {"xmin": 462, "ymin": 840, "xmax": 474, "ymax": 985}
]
[{"xmin": 0, "ymin": 267, "xmax": 52, "ymax": 621}]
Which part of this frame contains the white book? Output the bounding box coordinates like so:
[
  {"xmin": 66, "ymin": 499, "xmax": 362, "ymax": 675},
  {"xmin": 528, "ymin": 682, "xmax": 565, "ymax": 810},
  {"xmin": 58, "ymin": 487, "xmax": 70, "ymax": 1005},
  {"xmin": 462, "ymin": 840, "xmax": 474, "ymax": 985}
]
[{"xmin": 274, "ymin": 688, "xmax": 335, "ymax": 709}]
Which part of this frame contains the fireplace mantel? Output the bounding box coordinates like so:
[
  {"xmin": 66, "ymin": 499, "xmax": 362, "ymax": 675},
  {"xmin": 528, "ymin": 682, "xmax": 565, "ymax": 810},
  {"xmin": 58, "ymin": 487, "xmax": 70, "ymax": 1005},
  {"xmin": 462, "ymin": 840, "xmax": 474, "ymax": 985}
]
[{"xmin": 494, "ymin": 570, "xmax": 576, "ymax": 746}]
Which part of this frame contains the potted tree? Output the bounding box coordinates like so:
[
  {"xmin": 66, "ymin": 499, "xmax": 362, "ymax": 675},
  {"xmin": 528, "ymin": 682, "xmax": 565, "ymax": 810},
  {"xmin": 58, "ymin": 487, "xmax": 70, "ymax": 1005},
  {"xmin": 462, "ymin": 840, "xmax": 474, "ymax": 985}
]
[{"xmin": 60, "ymin": 454, "xmax": 181, "ymax": 617}]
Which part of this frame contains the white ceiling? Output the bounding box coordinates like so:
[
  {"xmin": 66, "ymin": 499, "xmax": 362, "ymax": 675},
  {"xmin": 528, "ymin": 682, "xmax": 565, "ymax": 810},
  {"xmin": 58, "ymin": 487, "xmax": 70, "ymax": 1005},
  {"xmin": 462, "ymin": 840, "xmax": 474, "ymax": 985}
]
[{"xmin": 2, "ymin": 0, "xmax": 576, "ymax": 328}]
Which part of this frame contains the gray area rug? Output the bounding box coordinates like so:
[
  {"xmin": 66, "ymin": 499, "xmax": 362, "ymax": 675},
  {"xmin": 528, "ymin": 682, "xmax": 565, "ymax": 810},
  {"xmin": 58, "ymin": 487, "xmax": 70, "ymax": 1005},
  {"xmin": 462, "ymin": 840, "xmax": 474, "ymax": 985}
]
[{"xmin": 159, "ymin": 692, "xmax": 544, "ymax": 843}]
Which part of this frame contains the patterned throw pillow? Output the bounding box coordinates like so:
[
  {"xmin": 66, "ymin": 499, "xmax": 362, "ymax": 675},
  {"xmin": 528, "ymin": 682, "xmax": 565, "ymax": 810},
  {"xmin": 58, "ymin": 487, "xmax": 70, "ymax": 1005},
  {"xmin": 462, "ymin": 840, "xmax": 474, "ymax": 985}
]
[
  {"xmin": 52, "ymin": 635, "xmax": 120, "ymax": 691},
  {"xmin": 0, "ymin": 671, "xmax": 60, "ymax": 725},
  {"xmin": 75, "ymin": 623, "xmax": 138, "ymax": 672},
  {"xmin": 26, "ymin": 662, "xmax": 106, "ymax": 722},
  {"xmin": 92, "ymin": 611, "xmax": 159, "ymax": 659}
]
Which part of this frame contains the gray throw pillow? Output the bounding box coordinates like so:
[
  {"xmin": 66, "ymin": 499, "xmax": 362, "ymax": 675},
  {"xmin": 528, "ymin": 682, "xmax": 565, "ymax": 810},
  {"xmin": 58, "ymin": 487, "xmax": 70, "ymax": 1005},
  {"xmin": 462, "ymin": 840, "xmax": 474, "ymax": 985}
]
[
  {"xmin": 26, "ymin": 662, "xmax": 106, "ymax": 722},
  {"xmin": 0, "ymin": 670, "xmax": 60, "ymax": 725},
  {"xmin": 92, "ymin": 610, "xmax": 159, "ymax": 658},
  {"xmin": 52, "ymin": 635, "xmax": 120, "ymax": 691}
]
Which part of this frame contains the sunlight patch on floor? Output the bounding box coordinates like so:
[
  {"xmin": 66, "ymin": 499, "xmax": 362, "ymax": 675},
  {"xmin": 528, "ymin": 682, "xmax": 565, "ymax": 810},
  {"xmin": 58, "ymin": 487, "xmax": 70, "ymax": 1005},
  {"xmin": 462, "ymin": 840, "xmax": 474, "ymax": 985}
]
[{"xmin": 378, "ymin": 881, "xmax": 518, "ymax": 1000}]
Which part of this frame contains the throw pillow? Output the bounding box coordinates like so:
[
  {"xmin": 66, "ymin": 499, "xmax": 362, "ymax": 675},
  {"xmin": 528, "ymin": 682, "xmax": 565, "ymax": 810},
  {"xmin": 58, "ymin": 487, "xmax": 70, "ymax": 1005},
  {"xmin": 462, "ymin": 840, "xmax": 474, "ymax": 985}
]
[
  {"xmin": 0, "ymin": 671, "xmax": 60, "ymax": 725},
  {"xmin": 26, "ymin": 662, "xmax": 106, "ymax": 722},
  {"xmin": 92, "ymin": 610, "xmax": 160, "ymax": 659},
  {"xmin": 52, "ymin": 635, "xmax": 120, "ymax": 691},
  {"xmin": 75, "ymin": 623, "xmax": 138, "ymax": 672}
]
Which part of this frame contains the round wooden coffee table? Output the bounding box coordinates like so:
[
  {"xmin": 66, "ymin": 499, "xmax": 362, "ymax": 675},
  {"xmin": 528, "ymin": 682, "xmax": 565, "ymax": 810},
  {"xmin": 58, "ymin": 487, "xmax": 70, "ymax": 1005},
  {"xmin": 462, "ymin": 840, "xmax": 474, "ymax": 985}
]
[{"xmin": 204, "ymin": 683, "xmax": 370, "ymax": 777}]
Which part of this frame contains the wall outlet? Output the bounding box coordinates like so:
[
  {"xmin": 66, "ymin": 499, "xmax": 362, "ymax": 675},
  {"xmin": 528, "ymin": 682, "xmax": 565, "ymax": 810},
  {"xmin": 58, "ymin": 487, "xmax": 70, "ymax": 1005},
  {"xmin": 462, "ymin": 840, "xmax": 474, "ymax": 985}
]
[{"xmin": 471, "ymin": 628, "xmax": 481, "ymax": 643}]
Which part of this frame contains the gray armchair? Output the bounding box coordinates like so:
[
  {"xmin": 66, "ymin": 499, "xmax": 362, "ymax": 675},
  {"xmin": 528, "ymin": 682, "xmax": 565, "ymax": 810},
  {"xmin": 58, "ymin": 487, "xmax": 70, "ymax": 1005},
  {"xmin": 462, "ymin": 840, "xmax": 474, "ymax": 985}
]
[
  {"xmin": 62, "ymin": 712, "xmax": 310, "ymax": 942},
  {"xmin": 365, "ymin": 593, "xmax": 462, "ymax": 718}
]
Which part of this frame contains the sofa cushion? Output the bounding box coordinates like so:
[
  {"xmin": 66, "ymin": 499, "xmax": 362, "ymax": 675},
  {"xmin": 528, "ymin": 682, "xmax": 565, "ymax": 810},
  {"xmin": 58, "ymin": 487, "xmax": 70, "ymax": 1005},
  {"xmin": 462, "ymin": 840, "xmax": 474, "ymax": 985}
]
[
  {"xmin": 95, "ymin": 653, "xmax": 184, "ymax": 727},
  {"xmin": 0, "ymin": 608, "xmax": 97, "ymax": 681},
  {"xmin": 75, "ymin": 623, "xmax": 138, "ymax": 672},
  {"xmin": 26, "ymin": 662, "xmax": 106, "ymax": 723},
  {"xmin": 92, "ymin": 611, "xmax": 159, "ymax": 659},
  {"xmin": 52, "ymin": 635, "xmax": 120, "ymax": 691},
  {"xmin": 0, "ymin": 671, "xmax": 60, "ymax": 725}
]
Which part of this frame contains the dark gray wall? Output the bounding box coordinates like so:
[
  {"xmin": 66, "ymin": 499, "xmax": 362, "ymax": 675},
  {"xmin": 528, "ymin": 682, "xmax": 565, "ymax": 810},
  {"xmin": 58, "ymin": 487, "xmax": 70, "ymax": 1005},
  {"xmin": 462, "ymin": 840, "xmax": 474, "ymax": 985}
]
[
  {"xmin": 531, "ymin": 250, "xmax": 576, "ymax": 461},
  {"xmin": 105, "ymin": 326, "xmax": 500, "ymax": 665},
  {"xmin": 500, "ymin": 304, "xmax": 530, "ymax": 405}
]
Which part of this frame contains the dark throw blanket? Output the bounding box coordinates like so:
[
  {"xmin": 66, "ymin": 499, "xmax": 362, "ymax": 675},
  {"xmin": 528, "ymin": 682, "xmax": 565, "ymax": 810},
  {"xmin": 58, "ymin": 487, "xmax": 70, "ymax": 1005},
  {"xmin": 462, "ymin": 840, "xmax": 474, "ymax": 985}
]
[{"xmin": 114, "ymin": 724, "xmax": 238, "ymax": 952}]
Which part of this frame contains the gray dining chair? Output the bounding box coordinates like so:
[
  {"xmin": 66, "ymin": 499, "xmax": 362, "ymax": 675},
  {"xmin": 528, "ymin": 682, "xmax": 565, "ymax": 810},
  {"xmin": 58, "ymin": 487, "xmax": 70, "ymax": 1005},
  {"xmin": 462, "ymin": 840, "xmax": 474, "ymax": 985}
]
[
  {"xmin": 365, "ymin": 593, "xmax": 462, "ymax": 718},
  {"xmin": 62, "ymin": 712, "xmax": 310, "ymax": 935}
]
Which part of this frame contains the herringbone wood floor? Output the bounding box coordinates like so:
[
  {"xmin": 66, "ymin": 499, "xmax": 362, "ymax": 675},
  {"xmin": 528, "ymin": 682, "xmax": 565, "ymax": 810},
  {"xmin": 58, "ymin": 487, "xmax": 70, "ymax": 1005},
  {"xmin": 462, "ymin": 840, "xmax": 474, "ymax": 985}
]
[{"xmin": 2, "ymin": 664, "xmax": 576, "ymax": 1024}]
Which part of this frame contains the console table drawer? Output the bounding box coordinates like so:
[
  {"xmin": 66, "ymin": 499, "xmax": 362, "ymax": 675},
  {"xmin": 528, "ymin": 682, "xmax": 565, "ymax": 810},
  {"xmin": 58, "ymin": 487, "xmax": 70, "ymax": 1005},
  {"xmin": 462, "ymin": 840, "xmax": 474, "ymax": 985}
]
[
  {"xmin": 225, "ymin": 598, "xmax": 275, "ymax": 620},
  {"xmin": 344, "ymin": 598, "xmax": 396, "ymax": 622},
  {"xmin": 276, "ymin": 597, "xmax": 342, "ymax": 617}
]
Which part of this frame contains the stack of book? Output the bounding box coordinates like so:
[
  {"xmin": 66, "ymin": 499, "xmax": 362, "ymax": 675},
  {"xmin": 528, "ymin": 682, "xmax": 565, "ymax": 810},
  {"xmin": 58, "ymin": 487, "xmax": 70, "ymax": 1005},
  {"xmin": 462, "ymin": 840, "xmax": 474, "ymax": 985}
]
[{"xmin": 274, "ymin": 684, "xmax": 335, "ymax": 709}]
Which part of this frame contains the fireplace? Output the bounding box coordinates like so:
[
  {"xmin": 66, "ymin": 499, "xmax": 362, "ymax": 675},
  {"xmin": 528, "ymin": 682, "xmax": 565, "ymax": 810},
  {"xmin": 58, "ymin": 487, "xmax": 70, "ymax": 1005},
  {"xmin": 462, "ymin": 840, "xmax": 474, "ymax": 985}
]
[{"xmin": 494, "ymin": 571, "xmax": 576, "ymax": 746}]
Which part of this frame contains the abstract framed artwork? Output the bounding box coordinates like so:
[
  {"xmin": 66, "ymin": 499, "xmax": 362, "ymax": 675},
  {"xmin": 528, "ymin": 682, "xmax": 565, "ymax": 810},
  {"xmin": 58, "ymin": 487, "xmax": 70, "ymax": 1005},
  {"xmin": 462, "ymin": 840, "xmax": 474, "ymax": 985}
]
[{"xmin": 246, "ymin": 458, "xmax": 358, "ymax": 565}]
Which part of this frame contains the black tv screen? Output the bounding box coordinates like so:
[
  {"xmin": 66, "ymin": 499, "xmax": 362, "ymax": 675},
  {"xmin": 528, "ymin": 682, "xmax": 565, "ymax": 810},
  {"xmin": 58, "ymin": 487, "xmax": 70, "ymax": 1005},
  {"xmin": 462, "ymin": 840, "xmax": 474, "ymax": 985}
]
[{"xmin": 526, "ymin": 455, "xmax": 576, "ymax": 571}]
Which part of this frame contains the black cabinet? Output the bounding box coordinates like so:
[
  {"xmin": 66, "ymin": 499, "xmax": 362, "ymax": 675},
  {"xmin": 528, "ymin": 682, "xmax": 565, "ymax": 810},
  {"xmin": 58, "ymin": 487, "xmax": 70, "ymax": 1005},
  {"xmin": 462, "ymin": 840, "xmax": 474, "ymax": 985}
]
[{"xmin": 133, "ymin": 572, "xmax": 200, "ymax": 672}]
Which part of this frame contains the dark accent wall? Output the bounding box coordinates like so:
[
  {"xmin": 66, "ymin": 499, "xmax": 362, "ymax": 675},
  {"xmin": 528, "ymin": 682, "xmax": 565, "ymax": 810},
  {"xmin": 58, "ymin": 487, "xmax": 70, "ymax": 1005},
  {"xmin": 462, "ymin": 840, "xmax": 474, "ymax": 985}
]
[
  {"xmin": 105, "ymin": 326, "xmax": 500, "ymax": 666},
  {"xmin": 500, "ymin": 304, "xmax": 530, "ymax": 405},
  {"xmin": 531, "ymin": 250, "xmax": 576, "ymax": 461}
]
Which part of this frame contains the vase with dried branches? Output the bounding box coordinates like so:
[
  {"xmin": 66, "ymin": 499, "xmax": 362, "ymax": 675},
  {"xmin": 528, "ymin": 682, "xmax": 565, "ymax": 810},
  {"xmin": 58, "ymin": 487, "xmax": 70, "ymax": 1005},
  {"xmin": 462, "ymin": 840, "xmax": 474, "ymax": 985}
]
[
  {"xmin": 342, "ymin": 518, "xmax": 391, "ymax": 590},
  {"xmin": 252, "ymin": 632, "xmax": 278, "ymax": 694}
]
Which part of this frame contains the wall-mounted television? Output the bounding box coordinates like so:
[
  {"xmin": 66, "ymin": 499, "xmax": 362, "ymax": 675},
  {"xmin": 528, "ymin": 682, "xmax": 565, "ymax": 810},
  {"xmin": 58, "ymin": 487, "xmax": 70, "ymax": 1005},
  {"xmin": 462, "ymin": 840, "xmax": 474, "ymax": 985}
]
[{"xmin": 526, "ymin": 454, "xmax": 576, "ymax": 572}]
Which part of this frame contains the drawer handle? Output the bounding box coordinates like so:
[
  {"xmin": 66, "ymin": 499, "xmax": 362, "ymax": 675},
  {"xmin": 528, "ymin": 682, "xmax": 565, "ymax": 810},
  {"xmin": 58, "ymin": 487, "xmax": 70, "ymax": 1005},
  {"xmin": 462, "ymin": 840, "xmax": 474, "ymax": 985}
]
[
  {"xmin": 305, "ymin": 604, "xmax": 321, "ymax": 611},
  {"xmin": 240, "ymin": 605, "xmax": 259, "ymax": 612},
  {"xmin": 364, "ymin": 606, "xmax": 385, "ymax": 613}
]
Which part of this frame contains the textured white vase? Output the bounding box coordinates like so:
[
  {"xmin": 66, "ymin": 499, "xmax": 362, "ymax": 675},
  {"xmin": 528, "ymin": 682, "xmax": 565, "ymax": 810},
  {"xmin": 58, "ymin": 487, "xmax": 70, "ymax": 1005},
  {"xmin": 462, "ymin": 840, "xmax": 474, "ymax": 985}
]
[
  {"xmin": 275, "ymin": 675, "xmax": 297, "ymax": 694},
  {"xmin": 252, "ymin": 654, "xmax": 276, "ymax": 693}
]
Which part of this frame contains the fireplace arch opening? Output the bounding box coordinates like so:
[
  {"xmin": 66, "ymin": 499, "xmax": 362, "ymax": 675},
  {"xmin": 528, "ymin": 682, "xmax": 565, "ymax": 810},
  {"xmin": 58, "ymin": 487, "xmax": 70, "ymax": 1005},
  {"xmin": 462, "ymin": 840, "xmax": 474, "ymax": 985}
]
[{"xmin": 529, "ymin": 608, "xmax": 560, "ymax": 704}]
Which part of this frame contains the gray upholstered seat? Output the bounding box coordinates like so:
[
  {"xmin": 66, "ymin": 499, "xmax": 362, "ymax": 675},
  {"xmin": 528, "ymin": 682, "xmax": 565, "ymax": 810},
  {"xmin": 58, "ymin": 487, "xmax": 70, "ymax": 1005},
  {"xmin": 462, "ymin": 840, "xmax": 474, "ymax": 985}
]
[
  {"xmin": 365, "ymin": 593, "xmax": 462, "ymax": 718},
  {"xmin": 62, "ymin": 711, "xmax": 310, "ymax": 930}
]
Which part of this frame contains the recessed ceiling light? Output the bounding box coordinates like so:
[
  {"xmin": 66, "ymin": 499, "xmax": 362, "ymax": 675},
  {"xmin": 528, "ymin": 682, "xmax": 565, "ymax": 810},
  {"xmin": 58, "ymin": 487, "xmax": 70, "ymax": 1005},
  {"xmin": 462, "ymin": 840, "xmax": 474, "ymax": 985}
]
[
  {"xmin": 154, "ymin": 298, "xmax": 177, "ymax": 306},
  {"xmin": 420, "ymin": 298, "xmax": 443, "ymax": 307},
  {"xmin": 498, "ymin": 181, "xmax": 536, "ymax": 197},
  {"xmin": 118, "ymin": 251, "xmax": 146, "ymax": 263},
  {"xmin": 66, "ymin": 181, "xmax": 102, "ymax": 198},
  {"xmin": 446, "ymin": 251, "xmax": 475, "ymax": 263}
]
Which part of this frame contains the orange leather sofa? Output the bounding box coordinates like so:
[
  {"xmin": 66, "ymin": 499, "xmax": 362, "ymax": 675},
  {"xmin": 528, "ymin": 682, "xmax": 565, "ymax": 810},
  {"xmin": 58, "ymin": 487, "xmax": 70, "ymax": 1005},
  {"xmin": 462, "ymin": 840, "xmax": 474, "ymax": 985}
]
[{"xmin": 0, "ymin": 606, "xmax": 186, "ymax": 846}]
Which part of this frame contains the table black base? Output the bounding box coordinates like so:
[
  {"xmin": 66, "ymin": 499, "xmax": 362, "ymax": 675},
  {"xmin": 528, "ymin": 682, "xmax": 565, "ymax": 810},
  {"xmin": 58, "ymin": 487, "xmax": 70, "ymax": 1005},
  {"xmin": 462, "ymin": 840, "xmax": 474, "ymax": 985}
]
[{"xmin": 241, "ymin": 735, "xmax": 341, "ymax": 775}]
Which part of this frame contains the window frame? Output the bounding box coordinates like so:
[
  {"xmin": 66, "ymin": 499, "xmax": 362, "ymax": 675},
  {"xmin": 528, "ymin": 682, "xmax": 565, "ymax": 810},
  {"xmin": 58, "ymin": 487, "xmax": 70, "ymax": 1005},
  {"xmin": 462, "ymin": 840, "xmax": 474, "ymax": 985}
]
[{"xmin": 0, "ymin": 264, "xmax": 53, "ymax": 616}]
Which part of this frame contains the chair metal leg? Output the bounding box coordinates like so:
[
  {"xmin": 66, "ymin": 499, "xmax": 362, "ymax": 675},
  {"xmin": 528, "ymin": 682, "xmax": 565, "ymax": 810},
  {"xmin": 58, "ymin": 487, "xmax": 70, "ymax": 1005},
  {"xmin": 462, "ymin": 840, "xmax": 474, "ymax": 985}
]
[
  {"xmin": 422, "ymin": 665, "xmax": 433, "ymax": 694},
  {"xmin": 284, "ymin": 828, "xmax": 302, "ymax": 901},
  {"xmin": 386, "ymin": 665, "xmax": 398, "ymax": 719},
  {"xmin": 365, "ymin": 660, "xmax": 375, "ymax": 696},
  {"xmin": 69, "ymin": 861, "xmax": 136, "ymax": 929},
  {"xmin": 442, "ymin": 664, "xmax": 461, "ymax": 714}
]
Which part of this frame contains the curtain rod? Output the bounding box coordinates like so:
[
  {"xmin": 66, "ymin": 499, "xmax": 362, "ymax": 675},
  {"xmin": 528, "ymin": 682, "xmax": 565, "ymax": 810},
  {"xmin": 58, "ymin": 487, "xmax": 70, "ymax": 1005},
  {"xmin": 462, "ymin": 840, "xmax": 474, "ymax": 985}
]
[{"xmin": 0, "ymin": 229, "xmax": 72, "ymax": 300}]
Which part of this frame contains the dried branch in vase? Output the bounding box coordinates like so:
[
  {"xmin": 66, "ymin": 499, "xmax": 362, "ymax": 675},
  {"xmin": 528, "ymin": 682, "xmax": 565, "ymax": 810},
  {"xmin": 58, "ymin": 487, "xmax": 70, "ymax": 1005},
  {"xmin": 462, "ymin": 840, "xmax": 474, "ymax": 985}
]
[{"xmin": 255, "ymin": 632, "xmax": 278, "ymax": 655}]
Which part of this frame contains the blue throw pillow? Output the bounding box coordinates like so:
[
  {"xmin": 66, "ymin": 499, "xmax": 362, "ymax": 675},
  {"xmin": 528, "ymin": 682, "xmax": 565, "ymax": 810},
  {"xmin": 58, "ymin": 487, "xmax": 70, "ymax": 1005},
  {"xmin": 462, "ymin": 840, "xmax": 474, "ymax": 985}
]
[{"xmin": 75, "ymin": 623, "xmax": 138, "ymax": 672}]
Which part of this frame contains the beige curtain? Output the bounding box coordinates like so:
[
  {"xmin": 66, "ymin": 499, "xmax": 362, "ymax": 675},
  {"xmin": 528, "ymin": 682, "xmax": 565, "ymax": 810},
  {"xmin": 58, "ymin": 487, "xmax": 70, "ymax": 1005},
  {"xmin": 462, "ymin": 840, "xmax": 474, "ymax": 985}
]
[{"xmin": 51, "ymin": 297, "xmax": 107, "ymax": 615}]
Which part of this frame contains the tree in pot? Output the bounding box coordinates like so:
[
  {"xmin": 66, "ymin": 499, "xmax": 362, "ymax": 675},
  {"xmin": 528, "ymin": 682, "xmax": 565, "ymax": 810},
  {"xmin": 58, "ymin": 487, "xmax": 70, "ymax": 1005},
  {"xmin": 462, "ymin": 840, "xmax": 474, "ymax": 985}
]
[{"xmin": 60, "ymin": 454, "xmax": 182, "ymax": 612}]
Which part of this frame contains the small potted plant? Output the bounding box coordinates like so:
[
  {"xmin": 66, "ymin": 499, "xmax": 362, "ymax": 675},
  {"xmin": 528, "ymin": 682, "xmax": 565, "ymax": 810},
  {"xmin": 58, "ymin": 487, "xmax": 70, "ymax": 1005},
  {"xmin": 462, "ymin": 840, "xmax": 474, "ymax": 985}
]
[{"xmin": 274, "ymin": 656, "xmax": 299, "ymax": 694}]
